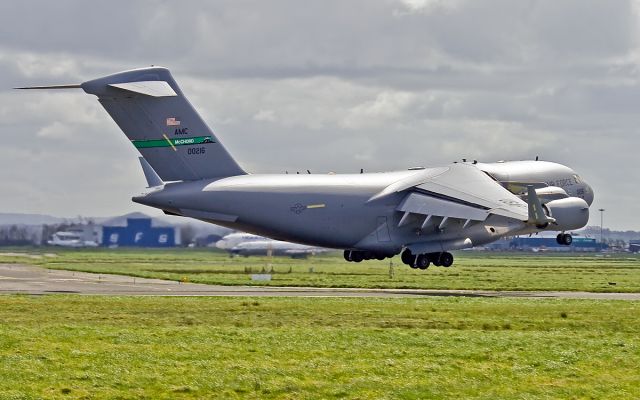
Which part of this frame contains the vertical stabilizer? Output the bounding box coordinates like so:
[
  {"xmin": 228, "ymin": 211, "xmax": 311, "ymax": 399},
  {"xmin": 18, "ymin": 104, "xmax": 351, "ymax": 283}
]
[{"xmin": 81, "ymin": 67, "xmax": 245, "ymax": 181}]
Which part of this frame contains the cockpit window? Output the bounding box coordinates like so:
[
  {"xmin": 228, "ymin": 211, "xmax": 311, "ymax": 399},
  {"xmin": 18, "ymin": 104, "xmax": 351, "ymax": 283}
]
[{"xmin": 573, "ymin": 174, "xmax": 582, "ymax": 184}]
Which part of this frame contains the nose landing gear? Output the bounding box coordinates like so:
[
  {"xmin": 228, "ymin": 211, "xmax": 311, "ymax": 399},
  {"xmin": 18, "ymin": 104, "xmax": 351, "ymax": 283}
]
[
  {"xmin": 400, "ymin": 249, "xmax": 454, "ymax": 270},
  {"xmin": 556, "ymin": 233, "xmax": 573, "ymax": 246}
]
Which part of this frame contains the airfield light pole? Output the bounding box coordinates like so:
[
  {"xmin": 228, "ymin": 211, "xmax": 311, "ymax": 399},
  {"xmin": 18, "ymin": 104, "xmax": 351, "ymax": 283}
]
[{"xmin": 598, "ymin": 208, "xmax": 605, "ymax": 250}]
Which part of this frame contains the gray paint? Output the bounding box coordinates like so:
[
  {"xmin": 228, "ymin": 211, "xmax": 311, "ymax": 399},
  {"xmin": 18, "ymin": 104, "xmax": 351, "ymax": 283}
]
[{"xmin": 26, "ymin": 67, "xmax": 596, "ymax": 261}]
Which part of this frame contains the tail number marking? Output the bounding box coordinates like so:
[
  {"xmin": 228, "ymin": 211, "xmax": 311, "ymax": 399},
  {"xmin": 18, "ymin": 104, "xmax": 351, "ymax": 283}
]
[{"xmin": 187, "ymin": 147, "xmax": 206, "ymax": 155}]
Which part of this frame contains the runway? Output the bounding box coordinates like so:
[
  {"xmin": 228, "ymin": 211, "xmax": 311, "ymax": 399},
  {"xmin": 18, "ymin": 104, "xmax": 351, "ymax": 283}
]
[{"xmin": 1, "ymin": 264, "xmax": 639, "ymax": 300}]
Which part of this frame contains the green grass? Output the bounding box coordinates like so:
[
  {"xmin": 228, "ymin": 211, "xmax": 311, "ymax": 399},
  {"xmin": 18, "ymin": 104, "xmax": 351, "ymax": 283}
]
[
  {"xmin": 2, "ymin": 248, "xmax": 640, "ymax": 292},
  {"xmin": 0, "ymin": 295, "xmax": 638, "ymax": 399}
]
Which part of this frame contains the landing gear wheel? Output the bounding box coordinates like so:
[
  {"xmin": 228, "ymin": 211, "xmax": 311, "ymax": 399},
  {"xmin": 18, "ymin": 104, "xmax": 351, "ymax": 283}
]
[
  {"xmin": 562, "ymin": 234, "xmax": 573, "ymax": 246},
  {"xmin": 409, "ymin": 258, "xmax": 419, "ymax": 269},
  {"xmin": 375, "ymin": 254, "xmax": 386, "ymax": 261},
  {"xmin": 440, "ymin": 252, "xmax": 454, "ymax": 268},
  {"xmin": 557, "ymin": 233, "xmax": 573, "ymax": 246},
  {"xmin": 431, "ymin": 253, "xmax": 443, "ymax": 267},
  {"xmin": 401, "ymin": 249, "xmax": 414, "ymax": 265},
  {"xmin": 351, "ymin": 251, "xmax": 364, "ymax": 263},
  {"xmin": 416, "ymin": 254, "xmax": 430, "ymax": 270},
  {"xmin": 343, "ymin": 250, "xmax": 353, "ymax": 262}
]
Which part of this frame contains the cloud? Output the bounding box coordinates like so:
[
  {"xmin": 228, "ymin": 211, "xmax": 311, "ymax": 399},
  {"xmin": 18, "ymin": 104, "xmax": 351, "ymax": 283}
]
[
  {"xmin": 396, "ymin": 0, "xmax": 467, "ymax": 15},
  {"xmin": 252, "ymin": 109, "xmax": 277, "ymax": 123},
  {"xmin": 342, "ymin": 91, "xmax": 416, "ymax": 129}
]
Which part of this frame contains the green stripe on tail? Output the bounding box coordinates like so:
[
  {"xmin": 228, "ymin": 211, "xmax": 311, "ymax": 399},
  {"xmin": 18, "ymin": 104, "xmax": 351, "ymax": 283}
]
[{"xmin": 132, "ymin": 136, "xmax": 215, "ymax": 149}]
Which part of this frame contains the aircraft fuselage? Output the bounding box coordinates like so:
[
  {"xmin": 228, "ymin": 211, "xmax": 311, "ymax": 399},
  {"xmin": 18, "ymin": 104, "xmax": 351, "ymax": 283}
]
[{"xmin": 134, "ymin": 161, "xmax": 593, "ymax": 256}]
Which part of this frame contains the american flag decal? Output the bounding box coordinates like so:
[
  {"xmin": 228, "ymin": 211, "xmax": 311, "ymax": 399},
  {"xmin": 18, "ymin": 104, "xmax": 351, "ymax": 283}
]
[{"xmin": 166, "ymin": 117, "xmax": 181, "ymax": 126}]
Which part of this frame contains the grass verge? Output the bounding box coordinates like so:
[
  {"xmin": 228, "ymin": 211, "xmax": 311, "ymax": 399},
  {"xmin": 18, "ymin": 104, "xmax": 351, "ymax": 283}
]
[
  {"xmin": 0, "ymin": 295, "xmax": 638, "ymax": 399},
  {"xmin": 2, "ymin": 249, "xmax": 640, "ymax": 292}
]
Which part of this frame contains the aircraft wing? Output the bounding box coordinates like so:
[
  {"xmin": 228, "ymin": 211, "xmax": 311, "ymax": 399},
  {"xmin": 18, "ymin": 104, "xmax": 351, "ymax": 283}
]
[{"xmin": 373, "ymin": 163, "xmax": 529, "ymax": 225}]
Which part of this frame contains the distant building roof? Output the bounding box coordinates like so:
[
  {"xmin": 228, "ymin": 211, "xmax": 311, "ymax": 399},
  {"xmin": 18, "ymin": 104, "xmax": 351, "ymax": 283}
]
[
  {"xmin": 100, "ymin": 212, "xmax": 174, "ymax": 228},
  {"xmin": 102, "ymin": 217, "xmax": 178, "ymax": 247}
]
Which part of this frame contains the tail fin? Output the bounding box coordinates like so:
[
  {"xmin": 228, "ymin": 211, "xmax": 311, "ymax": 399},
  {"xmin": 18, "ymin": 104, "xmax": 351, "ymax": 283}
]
[{"xmin": 80, "ymin": 67, "xmax": 245, "ymax": 181}]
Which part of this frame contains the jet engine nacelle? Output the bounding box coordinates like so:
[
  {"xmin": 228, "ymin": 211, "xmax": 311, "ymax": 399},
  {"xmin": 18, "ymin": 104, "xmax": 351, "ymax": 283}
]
[
  {"xmin": 535, "ymin": 186, "xmax": 568, "ymax": 202},
  {"xmin": 544, "ymin": 197, "xmax": 590, "ymax": 231}
]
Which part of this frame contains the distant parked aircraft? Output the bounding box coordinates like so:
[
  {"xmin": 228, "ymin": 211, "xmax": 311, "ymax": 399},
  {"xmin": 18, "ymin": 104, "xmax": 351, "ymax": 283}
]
[
  {"xmin": 216, "ymin": 232, "xmax": 331, "ymax": 258},
  {"xmin": 47, "ymin": 231, "xmax": 98, "ymax": 248}
]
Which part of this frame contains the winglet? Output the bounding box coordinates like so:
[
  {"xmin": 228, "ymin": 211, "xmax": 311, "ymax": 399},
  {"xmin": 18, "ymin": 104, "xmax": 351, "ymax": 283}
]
[
  {"xmin": 526, "ymin": 185, "xmax": 555, "ymax": 227},
  {"xmin": 139, "ymin": 157, "xmax": 164, "ymax": 188}
]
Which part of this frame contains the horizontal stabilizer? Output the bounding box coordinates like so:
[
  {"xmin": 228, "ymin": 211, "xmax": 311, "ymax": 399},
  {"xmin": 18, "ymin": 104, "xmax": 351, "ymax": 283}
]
[
  {"xmin": 108, "ymin": 81, "xmax": 177, "ymax": 97},
  {"xmin": 14, "ymin": 84, "xmax": 81, "ymax": 90},
  {"xmin": 138, "ymin": 157, "xmax": 163, "ymax": 188}
]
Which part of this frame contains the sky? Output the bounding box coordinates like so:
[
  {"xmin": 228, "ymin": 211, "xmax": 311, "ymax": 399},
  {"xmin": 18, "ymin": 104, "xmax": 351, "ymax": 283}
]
[{"xmin": 0, "ymin": 0, "xmax": 638, "ymax": 230}]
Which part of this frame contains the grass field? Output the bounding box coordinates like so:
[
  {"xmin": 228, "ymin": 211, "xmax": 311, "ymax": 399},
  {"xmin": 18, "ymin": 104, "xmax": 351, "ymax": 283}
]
[
  {"xmin": 2, "ymin": 249, "xmax": 640, "ymax": 292},
  {"xmin": 0, "ymin": 295, "xmax": 638, "ymax": 399}
]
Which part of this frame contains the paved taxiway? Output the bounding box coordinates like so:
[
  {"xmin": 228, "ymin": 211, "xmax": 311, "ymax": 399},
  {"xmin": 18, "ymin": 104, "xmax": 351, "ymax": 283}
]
[{"xmin": 1, "ymin": 264, "xmax": 639, "ymax": 300}]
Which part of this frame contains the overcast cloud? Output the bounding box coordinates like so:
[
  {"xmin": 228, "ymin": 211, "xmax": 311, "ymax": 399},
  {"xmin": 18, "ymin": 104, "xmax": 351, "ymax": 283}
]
[{"xmin": 0, "ymin": 0, "xmax": 638, "ymax": 229}]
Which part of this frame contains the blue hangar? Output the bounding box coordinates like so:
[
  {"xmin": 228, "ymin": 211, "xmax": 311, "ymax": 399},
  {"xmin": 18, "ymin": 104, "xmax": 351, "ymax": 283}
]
[{"xmin": 102, "ymin": 214, "xmax": 178, "ymax": 247}]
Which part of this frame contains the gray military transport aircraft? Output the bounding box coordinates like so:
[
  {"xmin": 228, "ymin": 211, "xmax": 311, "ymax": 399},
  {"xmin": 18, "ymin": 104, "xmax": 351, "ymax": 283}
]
[{"xmin": 19, "ymin": 67, "xmax": 594, "ymax": 269}]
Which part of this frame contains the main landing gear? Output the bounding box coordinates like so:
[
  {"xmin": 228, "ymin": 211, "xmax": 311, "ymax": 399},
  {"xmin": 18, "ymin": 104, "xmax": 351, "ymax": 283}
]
[
  {"xmin": 344, "ymin": 250, "xmax": 388, "ymax": 262},
  {"xmin": 556, "ymin": 233, "xmax": 573, "ymax": 246},
  {"xmin": 400, "ymin": 249, "xmax": 454, "ymax": 270}
]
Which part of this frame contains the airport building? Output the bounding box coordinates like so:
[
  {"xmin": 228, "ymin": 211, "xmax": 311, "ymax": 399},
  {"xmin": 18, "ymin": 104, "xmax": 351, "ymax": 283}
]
[
  {"xmin": 508, "ymin": 236, "xmax": 599, "ymax": 252},
  {"xmin": 0, "ymin": 224, "xmax": 43, "ymax": 246},
  {"xmin": 101, "ymin": 216, "xmax": 179, "ymax": 248}
]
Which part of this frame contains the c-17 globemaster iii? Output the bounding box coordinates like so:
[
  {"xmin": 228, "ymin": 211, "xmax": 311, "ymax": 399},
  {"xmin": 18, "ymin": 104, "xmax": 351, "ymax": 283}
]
[{"xmin": 18, "ymin": 67, "xmax": 594, "ymax": 269}]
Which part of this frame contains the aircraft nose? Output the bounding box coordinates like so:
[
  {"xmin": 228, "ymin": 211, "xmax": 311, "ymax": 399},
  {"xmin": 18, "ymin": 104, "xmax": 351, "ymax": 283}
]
[{"xmin": 583, "ymin": 183, "xmax": 594, "ymax": 206}]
